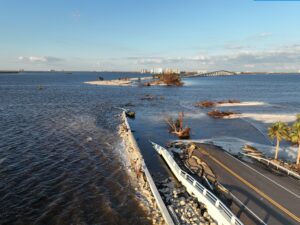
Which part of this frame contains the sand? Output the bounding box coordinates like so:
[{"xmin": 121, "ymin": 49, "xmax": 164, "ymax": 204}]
[
  {"xmin": 216, "ymin": 101, "xmax": 266, "ymax": 107},
  {"xmin": 85, "ymin": 76, "xmax": 152, "ymax": 86},
  {"xmin": 228, "ymin": 113, "xmax": 297, "ymax": 123}
]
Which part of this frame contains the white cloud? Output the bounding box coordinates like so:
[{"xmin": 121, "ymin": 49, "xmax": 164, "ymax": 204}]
[
  {"xmin": 29, "ymin": 56, "xmax": 48, "ymax": 62},
  {"xmin": 258, "ymin": 32, "xmax": 272, "ymax": 38},
  {"xmin": 246, "ymin": 32, "xmax": 272, "ymax": 41},
  {"xmin": 14, "ymin": 41, "xmax": 300, "ymax": 72},
  {"xmin": 18, "ymin": 56, "xmax": 63, "ymax": 63},
  {"xmin": 71, "ymin": 11, "xmax": 81, "ymax": 19},
  {"xmin": 223, "ymin": 44, "xmax": 246, "ymax": 50},
  {"xmin": 121, "ymin": 55, "xmax": 211, "ymax": 66},
  {"xmin": 101, "ymin": 43, "xmax": 300, "ymax": 72}
]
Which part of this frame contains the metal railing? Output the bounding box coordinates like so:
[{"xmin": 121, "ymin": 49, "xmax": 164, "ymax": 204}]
[
  {"xmin": 151, "ymin": 141, "xmax": 244, "ymax": 225},
  {"xmin": 241, "ymin": 153, "xmax": 300, "ymax": 180}
]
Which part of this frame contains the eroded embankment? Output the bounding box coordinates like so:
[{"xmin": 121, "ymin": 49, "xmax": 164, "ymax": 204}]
[{"xmin": 118, "ymin": 116, "xmax": 166, "ymax": 225}]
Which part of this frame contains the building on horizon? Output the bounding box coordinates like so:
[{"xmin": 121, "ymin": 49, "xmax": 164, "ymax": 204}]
[
  {"xmin": 143, "ymin": 68, "xmax": 181, "ymax": 74},
  {"xmin": 141, "ymin": 69, "xmax": 149, "ymax": 74},
  {"xmin": 196, "ymin": 70, "xmax": 207, "ymax": 74},
  {"xmin": 150, "ymin": 68, "xmax": 163, "ymax": 74},
  {"xmin": 164, "ymin": 68, "xmax": 181, "ymax": 74}
]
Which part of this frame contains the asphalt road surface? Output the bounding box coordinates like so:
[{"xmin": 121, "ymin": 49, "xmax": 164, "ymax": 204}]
[
  {"xmin": 130, "ymin": 118, "xmax": 300, "ymax": 225},
  {"xmin": 196, "ymin": 144, "xmax": 300, "ymax": 225}
]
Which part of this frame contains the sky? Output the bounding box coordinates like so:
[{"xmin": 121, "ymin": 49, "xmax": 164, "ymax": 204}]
[{"xmin": 0, "ymin": 0, "xmax": 300, "ymax": 72}]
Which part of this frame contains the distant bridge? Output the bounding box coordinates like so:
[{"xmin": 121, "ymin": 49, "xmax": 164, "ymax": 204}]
[{"xmin": 189, "ymin": 70, "xmax": 237, "ymax": 77}]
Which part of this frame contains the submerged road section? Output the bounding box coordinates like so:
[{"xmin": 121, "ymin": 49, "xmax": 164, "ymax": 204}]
[{"xmin": 196, "ymin": 144, "xmax": 300, "ymax": 225}]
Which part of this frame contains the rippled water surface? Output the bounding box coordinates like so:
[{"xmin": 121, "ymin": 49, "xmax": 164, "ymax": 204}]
[
  {"xmin": 1, "ymin": 72, "xmax": 300, "ymax": 225},
  {"xmin": 0, "ymin": 72, "xmax": 152, "ymax": 225}
]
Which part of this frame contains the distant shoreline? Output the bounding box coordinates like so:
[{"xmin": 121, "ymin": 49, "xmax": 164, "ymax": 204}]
[
  {"xmin": 1, "ymin": 70, "xmax": 300, "ymax": 74},
  {"xmin": 0, "ymin": 71, "xmax": 20, "ymax": 74},
  {"xmin": 0, "ymin": 70, "xmax": 146, "ymax": 74}
]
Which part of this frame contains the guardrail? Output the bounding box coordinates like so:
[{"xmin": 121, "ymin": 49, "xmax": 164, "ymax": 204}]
[
  {"xmin": 151, "ymin": 141, "xmax": 244, "ymax": 225},
  {"xmin": 241, "ymin": 153, "xmax": 300, "ymax": 180},
  {"xmin": 122, "ymin": 112, "xmax": 175, "ymax": 225},
  {"xmin": 227, "ymin": 189, "xmax": 267, "ymax": 225}
]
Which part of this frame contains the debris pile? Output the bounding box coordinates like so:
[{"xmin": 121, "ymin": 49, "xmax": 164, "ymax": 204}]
[
  {"xmin": 207, "ymin": 110, "xmax": 238, "ymax": 119},
  {"xmin": 194, "ymin": 101, "xmax": 216, "ymax": 108},
  {"xmin": 242, "ymin": 145, "xmax": 264, "ymax": 157},
  {"xmin": 158, "ymin": 73, "xmax": 183, "ymax": 86},
  {"xmin": 194, "ymin": 100, "xmax": 241, "ymax": 108},
  {"xmin": 143, "ymin": 73, "xmax": 183, "ymax": 86}
]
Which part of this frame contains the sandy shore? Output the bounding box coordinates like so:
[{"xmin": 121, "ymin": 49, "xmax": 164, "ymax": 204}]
[
  {"xmin": 118, "ymin": 116, "xmax": 166, "ymax": 225},
  {"xmin": 216, "ymin": 101, "xmax": 266, "ymax": 107},
  {"xmin": 85, "ymin": 76, "xmax": 152, "ymax": 86},
  {"xmin": 227, "ymin": 113, "xmax": 297, "ymax": 123}
]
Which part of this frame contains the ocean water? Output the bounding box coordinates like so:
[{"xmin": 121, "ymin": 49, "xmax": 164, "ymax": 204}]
[
  {"xmin": 0, "ymin": 72, "xmax": 300, "ymax": 225},
  {"xmin": 0, "ymin": 72, "xmax": 152, "ymax": 225}
]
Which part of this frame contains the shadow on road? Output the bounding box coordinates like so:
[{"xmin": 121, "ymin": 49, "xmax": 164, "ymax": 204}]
[{"xmin": 228, "ymin": 184, "xmax": 294, "ymax": 225}]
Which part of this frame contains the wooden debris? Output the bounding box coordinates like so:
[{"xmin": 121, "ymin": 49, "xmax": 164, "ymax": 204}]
[
  {"xmin": 125, "ymin": 111, "xmax": 135, "ymax": 118},
  {"xmin": 140, "ymin": 94, "xmax": 156, "ymax": 100},
  {"xmin": 242, "ymin": 145, "xmax": 264, "ymax": 157},
  {"xmin": 194, "ymin": 99, "xmax": 241, "ymax": 108},
  {"xmin": 194, "ymin": 101, "xmax": 216, "ymax": 108},
  {"xmin": 217, "ymin": 99, "xmax": 240, "ymax": 104},
  {"xmin": 207, "ymin": 110, "xmax": 238, "ymax": 118},
  {"xmin": 165, "ymin": 112, "xmax": 190, "ymax": 139}
]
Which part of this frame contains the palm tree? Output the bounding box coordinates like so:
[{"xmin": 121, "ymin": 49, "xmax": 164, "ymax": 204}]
[
  {"xmin": 268, "ymin": 122, "xmax": 289, "ymax": 160},
  {"xmin": 289, "ymin": 121, "xmax": 300, "ymax": 166}
]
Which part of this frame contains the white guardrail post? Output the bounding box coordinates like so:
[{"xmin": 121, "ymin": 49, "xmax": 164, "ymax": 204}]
[
  {"xmin": 241, "ymin": 153, "xmax": 300, "ymax": 180},
  {"xmin": 122, "ymin": 112, "xmax": 175, "ymax": 225},
  {"xmin": 151, "ymin": 141, "xmax": 244, "ymax": 225}
]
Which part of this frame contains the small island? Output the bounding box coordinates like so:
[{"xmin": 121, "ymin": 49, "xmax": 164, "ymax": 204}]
[{"xmin": 85, "ymin": 73, "xmax": 183, "ymax": 87}]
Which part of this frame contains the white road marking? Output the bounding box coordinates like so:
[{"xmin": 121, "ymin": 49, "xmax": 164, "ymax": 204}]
[
  {"xmin": 230, "ymin": 191, "xmax": 267, "ymax": 225},
  {"xmin": 224, "ymin": 152, "xmax": 300, "ymax": 199}
]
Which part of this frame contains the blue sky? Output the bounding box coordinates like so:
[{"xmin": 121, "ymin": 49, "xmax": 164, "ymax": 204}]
[{"xmin": 0, "ymin": 0, "xmax": 300, "ymax": 71}]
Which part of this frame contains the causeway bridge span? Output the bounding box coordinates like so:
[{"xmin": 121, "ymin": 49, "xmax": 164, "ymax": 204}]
[{"xmin": 188, "ymin": 70, "xmax": 237, "ymax": 77}]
